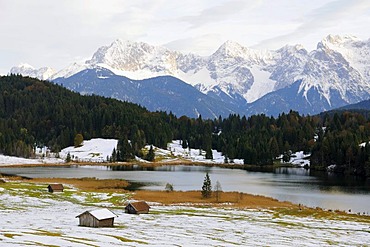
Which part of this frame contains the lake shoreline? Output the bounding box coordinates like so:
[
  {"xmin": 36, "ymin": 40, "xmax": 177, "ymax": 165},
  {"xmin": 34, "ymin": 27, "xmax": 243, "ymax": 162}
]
[
  {"xmin": 1, "ymin": 162, "xmax": 369, "ymax": 214},
  {"xmin": 0, "ymin": 159, "xmax": 299, "ymax": 170},
  {"xmin": 2, "ymin": 175, "xmax": 368, "ymax": 219}
]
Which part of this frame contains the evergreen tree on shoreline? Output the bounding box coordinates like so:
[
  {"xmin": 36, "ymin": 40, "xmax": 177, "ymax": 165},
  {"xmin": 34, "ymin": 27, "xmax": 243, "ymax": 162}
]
[{"xmin": 201, "ymin": 172, "xmax": 212, "ymax": 198}]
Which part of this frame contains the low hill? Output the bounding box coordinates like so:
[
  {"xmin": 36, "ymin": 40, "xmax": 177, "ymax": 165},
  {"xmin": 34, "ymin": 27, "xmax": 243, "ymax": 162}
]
[{"xmin": 317, "ymin": 99, "xmax": 370, "ymax": 118}]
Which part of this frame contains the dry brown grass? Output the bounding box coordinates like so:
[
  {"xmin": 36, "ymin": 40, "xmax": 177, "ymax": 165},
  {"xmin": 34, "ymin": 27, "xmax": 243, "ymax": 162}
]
[
  {"xmin": 29, "ymin": 177, "xmax": 129, "ymax": 192},
  {"xmin": 133, "ymin": 190, "xmax": 297, "ymax": 209},
  {"xmin": 10, "ymin": 176, "xmax": 296, "ymax": 209},
  {"xmin": 5, "ymin": 175, "xmax": 369, "ymax": 219}
]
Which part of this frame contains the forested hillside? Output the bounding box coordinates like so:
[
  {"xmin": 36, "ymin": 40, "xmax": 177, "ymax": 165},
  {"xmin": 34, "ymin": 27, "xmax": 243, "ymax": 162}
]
[
  {"xmin": 0, "ymin": 75, "xmax": 175, "ymax": 157},
  {"xmin": 1, "ymin": 75, "xmax": 370, "ymax": 177}
]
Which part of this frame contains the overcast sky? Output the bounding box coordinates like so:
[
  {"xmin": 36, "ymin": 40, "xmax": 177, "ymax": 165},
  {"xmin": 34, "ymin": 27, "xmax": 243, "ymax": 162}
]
[{"xmin": 1, "ymin": 0, "xmax": 369, "ymax": 75}]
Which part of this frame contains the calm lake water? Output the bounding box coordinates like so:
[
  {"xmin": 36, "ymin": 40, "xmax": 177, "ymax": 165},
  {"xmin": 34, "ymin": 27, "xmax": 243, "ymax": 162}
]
[{"xmin": 1, "ymin": 165, "xmax": 369, "ymax": 213}]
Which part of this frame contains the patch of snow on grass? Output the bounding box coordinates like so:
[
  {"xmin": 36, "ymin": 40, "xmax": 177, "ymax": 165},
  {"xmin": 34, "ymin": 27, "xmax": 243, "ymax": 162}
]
[
  {"xmin": 0, "ymin": 155, "xmax": 43, "ymax": 166},
  {"xmin": 165, "ymin": 140, "xmax": 243, "ymax": 164},
  {"xmin": 0, "ymin": 183, "xmax": 369, "ymax": 246},
  {"xmin": 0, "ymin": 154, "xmax": 64, "ymax": 166},
  {"xmin": 1, "ymin": 138, "xmax": 244, "ymax": 166},
  {"xmin": 60, "ymin": 138, "xmax": 118, "ymax": 163}
]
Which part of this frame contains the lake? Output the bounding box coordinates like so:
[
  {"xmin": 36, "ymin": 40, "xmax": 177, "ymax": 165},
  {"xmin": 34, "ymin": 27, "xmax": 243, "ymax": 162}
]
[{"xmin": 1, "ymin": 165, "xmax": 369, "ymax": 214}]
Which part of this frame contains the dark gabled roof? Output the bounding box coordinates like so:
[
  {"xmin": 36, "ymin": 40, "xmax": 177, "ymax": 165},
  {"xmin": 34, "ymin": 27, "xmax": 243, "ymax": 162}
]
[
  {"xmin": 48, "ymin": 184, "xmax": 64, "ymax": 190},
  {"xmin": 127, "ymin": 201, "xmax": 150, "ymax": 211}
]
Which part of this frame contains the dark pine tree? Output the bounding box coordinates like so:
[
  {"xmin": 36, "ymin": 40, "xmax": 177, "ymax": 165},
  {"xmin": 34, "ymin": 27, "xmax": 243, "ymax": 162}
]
[
  {"xmin": 145, "ymin": 145, "xmax": 155, "ymax": 161},
  {"xmin": 201, "ymin": 172, "xmax": 212, "ymax": 198}
]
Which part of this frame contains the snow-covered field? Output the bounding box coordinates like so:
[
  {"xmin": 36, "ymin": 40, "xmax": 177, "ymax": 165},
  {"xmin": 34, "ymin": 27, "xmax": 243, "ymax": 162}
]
[
  {"xmin": 0, "ymin": 154, "xmax": 63, "ymax": 166},
  {"xmin": 59, "ymin": 138, "xmax": 118, "ymax": 163},
  {"xmin": 0, "ymin": 138, "xmax": 312, "ymax": 167},
  {"xmin": 0, "ymin": 139, "xmax": 246, "ymax": 166},
  {"xmin": 0, "ymin": 181, "xmax": 369, "ymax": 246}
]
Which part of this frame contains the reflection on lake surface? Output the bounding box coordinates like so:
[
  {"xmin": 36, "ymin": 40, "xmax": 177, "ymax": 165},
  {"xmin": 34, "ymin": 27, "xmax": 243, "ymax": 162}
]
[{"xmin": 1, "ymin": 165, "xmax": 369, "ymax": 213}]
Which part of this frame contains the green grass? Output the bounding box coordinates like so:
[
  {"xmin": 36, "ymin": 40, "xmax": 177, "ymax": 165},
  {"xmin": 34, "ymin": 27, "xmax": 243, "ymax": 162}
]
[
  {"xmin": 27, "ymin": 229, "xmax": 63, "ymax": 237},
  {"xmin": 3, "ymin": 233, "xmax": 22, "ymax": 239},
  {"xmin": 274, "ymin": 208, "xmax": 370, "ymax": 223},
  {"xmin": 0, "ymin": 181, "xmax": 131, "ymax": 208},
  {"xmin": 23, "ymin": 241, "xmax": 59, "ymax": 247},
  {"xmin": 209, "ymin": 236, "xmax": 240, "ymax": 245},
  {"xmin": 62, "ymin": 237, "xmax": 99, "ymax": 247},
  {"xmin": 61, "ymin": 235, "xmax": 100, "ymax": 246},
  {"xmin": 104, "ymin": 234, "xmax": 148, "ymax": 244}
]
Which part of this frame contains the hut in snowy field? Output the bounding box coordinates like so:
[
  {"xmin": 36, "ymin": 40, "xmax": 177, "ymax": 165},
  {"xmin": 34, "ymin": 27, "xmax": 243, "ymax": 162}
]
[
  {"xmin": 76, "ymin": 208, "xmax": 118, "ymax": 227},
  {"xmin": 47, "ymin": 184, "xmax": 64, "ymax": 193},
  {"xmin": 125, "ymin": 201, "xmax": 150, "ymax": 214}
]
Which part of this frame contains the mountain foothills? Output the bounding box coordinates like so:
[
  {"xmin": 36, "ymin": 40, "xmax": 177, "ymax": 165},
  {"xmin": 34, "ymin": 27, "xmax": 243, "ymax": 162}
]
[
  {"xmin": 53, "ymin": 68, "xmax": 241, "ymax": 119},
  {"xmin": 10, "ymin": 34, "xmax": 370, "ymax": 118},
  {"xmin": 1, "ymin": 75, "xmax": 370, "ymax": 177}
]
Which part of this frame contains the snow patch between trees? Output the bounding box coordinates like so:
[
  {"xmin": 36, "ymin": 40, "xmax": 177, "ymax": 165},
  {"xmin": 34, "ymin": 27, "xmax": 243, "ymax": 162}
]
[
  {"xmin": 166, "ymin": 140, "xmax": 244, "ymax": 164},
  {"xmin": 0, "ymin": 138, "xmax": 310, "ymax": 167}
]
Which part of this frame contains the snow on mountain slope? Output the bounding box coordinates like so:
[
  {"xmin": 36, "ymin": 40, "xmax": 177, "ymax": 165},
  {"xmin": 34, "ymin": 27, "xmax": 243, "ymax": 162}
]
[
  {"xmin": 319, "ymin": 34, "xmax": 370, "ymax": 84},
  {"xmin": 86, "ymin": 39, "xmax": 185, "ymax": 79},
  {"xmin": 245, "ymin": 66, "xmax": 276, "ymax": 102},
  {"xmin": 50, "ymin": 62, "xmax": 89, "ymax": 80},
  {"xmin": 296, "ymin": 36, "xmax": 370, "ymax": 106}
]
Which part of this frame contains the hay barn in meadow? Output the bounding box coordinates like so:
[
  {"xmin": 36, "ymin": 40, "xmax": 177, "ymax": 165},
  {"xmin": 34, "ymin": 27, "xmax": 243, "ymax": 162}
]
[
  {"xmin": 76, "ymin": 208, "xmax": 117, "ymax": 227},
  {"xmin": 125, "ymin": 201, "xmax": 150, "ymax": 214},
  {"xmin": 47, "ymin": 184, "xmax": 64, "ymax": 193}
]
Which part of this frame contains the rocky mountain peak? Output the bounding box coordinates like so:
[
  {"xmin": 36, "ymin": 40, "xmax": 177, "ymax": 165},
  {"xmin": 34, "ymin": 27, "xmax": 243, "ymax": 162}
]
[
  {"xmin": 10, "ymin": 64, "xmax": 56, "ymax": 81},
  {"xmin": 317, "ymin": 34, "xmax": 360, "ymax": 50},
  {"xmin": 211, "ymin": 40, "xmax": 271, "ymax": 65}
]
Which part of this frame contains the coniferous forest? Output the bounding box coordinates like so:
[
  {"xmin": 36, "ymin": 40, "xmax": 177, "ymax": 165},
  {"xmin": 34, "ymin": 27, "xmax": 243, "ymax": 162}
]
[{"xmin": 1, "ymin": 75, "xmax": 370, "ymax": 177}]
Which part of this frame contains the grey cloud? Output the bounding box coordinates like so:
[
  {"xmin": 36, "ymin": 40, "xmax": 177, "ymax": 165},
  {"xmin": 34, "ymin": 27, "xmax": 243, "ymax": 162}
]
[
  {"xmin": 164, "ymin": 34, "xmax": 224, "ymax": 55},
  {"xmin": 253, "ymin": 0, "xmax": 370, "ymax": 49},
  {"xmin": 179, "ymin": 0, "xmax": 249, "ymax": 28}
]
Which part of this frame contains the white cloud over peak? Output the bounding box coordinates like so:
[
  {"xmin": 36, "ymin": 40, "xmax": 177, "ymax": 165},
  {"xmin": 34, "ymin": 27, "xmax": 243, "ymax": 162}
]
[{"xmin": 253, "ymin": 0, "xmax": 370, "ymax": 50}]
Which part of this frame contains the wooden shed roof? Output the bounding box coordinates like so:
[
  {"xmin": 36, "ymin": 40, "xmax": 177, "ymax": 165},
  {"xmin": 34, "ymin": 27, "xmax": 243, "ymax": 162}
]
[
  {"xmin": 127, "ymin": 201, "xmax": 150, "ymax": 211},
  {"xmin": 76, "ymin": 208, "xmax": 117, "ymax": 220},
  {"xmin": 48, "ymin": 184, "xmax": 64, "ymax": 190}
]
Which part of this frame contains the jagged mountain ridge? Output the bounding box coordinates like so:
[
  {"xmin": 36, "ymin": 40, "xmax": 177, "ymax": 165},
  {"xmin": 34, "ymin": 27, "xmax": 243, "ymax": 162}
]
[
  {"xmin": 10, "ymin": 34, "xmax": 370, "ymax": 117},
  {"xmin": 10, "ymin": 63, "xmax": 56, "ymax": 81}
]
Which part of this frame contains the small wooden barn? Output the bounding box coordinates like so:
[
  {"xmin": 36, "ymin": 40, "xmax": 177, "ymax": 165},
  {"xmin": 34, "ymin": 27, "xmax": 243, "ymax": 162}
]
[
  {"xmin": 76, "ymin": 208, "xmax": 117, "ymax": 227},
  {"xmin": 47, "ymin": 184, "xmax": 64, "ymax": 193},
  {"xmin": 125, "ymin": 201, "xmax": 150, "ymax": 214}
]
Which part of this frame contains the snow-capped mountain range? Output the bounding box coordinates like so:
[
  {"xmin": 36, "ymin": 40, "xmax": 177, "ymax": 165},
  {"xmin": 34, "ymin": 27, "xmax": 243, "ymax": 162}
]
[{"xmin": 10, "ymin": 34, "xmax": 370, "ymax": 117}]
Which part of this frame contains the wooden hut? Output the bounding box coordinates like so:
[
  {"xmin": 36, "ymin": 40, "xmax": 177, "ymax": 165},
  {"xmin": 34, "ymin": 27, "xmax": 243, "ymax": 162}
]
[
  {"xmin": 76, "ymin": 208, "xmax": 117, "ymax": 227},
  {"xmin": 125, "ymin": 201, "xmax": 150, "ymax": 214},
  {"xmin": 47, "ymin": 184, "xmax": 64, "ymax": 193}
]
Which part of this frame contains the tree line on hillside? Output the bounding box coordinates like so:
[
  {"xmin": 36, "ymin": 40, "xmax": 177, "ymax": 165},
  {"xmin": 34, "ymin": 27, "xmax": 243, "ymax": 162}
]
[
  {"xmin": 0, "ymin": 75, "xmax": 174, "ymax": 159},
  {"xmin": 1, "ymin": 75, "xmax": 370, "ymax": 177}
]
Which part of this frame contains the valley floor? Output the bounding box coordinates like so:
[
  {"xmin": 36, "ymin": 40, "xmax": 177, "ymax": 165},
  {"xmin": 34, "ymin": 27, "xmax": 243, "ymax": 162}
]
[{"xmin": 1, "ymin": 178, "xmax": 369, "ymax": 246}]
